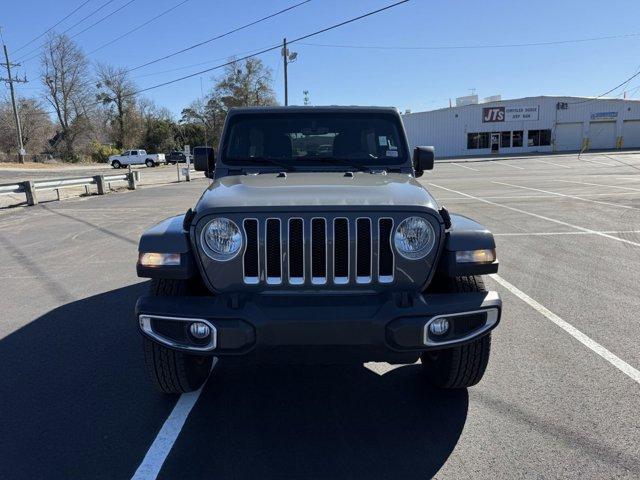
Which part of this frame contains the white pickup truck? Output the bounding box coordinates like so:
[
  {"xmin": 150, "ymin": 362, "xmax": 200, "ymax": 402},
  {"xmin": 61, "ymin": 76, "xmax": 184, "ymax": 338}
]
[{"xmin": 109, "ymin": 149, "xmax": 166, "ymax": 168}]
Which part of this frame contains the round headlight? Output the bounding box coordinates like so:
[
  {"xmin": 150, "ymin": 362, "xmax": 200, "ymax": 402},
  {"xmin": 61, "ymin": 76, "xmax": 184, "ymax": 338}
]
[
  {"xmin": 202, "ymin": 218, "xmax": 242, "ymax": 260},
  {"xmin": 394, "ymin": 216, "xmax": 435, "ymax": 259}
]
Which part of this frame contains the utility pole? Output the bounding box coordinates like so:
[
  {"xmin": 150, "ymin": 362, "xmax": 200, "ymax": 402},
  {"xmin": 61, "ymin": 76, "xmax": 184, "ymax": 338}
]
[
  {"xmin": 1, "ymin": 43, "xmax": 28, "ymax": 163},
  {"xmin": 282, "ymin": 38, "xmax": 297, "ymax": 106},
  {"xmin": 283, "ymin": 38, "xmax": 288, "ymax": 106}
]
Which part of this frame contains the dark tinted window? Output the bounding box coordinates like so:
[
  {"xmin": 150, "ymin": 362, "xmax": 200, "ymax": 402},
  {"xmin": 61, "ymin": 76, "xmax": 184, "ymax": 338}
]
[
  {"xmin": 512, "ymin": 131, "xmax": 523, "ymax": 147},
  {"xmin": 223, "ymin": 113, "xmax": 406, "ymax": 166},
  {"xmin": 467, "ymin": 132, "xmax": 490, "ymax": 149},
  {"xmin": 501, "ymin": 131, "xmax": 511, "ymax": 148},
  {"xmin": 528, "ymin": 129, "xmax": 551, "ymax": 147}
]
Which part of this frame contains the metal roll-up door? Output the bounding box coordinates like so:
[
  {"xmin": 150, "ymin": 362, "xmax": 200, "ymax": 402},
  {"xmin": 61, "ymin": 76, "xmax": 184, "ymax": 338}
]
[
  {"xmin": 555, "ymin": 123, "xmax": 583, "ymax": 151},
  {"xmin": 621, "ymin": 120, "xmax": 640, "ymax": 148},
  {"xmin": 588, "ymin": 121, "xmax": 616, "ymax": 150}
]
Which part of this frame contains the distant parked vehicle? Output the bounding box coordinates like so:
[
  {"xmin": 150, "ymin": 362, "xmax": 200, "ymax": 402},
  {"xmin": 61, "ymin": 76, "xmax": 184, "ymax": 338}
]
[
  {"xmin": 109, "ymin": 149, "xmax": 166, "ymax": 168},
  {"xmin": 166, "ymin": 151, "xmax": 192, "ymax": 164}
]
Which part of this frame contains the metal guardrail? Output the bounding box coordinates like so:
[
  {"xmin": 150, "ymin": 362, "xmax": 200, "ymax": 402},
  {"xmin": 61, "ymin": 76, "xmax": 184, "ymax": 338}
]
[{"xmin": 0, "ymin": 172, "xmax": 139, "ymax": 206}]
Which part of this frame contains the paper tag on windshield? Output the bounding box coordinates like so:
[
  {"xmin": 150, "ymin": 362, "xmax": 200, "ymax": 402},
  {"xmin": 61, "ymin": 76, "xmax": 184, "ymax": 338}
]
[
  {"xmin": 378, "ymin": 136, "xmax": 388, "ymax": 146},
  {"xmin": 386, "ymin": 150, "xmax": 398, "ymax": 157}
]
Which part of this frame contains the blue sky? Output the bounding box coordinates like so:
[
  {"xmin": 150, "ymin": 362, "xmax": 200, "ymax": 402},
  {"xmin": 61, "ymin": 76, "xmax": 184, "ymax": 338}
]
[{"xmin": 3, "ymin": 0, "xmax": 640, "ymax": 117}]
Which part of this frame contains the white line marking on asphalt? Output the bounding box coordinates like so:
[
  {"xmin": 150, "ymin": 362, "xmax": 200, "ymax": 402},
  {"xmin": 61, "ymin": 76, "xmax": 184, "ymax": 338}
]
[
  {"xmin": 428, "ymin": 183, "xmax": 640, "ymax": 247},
  {"xmin": 450, "ymin": 162, "xmax": 480, "ymax": 172},
  {"xmin": 555, "ymin": 179, "xmax": 640, "ymax": 193},
  {"xmin": 578, "ymin": 158, "xmax": 617, "ymax": 167},
  {"xmin": 494, "ymin": 230, "xmax": 640, "ymax": 236},
  {"xmin": 536, "ymin": 159, "xmax": 571, "ymax": 169},
  {"xmin": 131, "ymin": 358, "xmax": 218, "ymax": 480},
  {"xmin": 436, "ymin": 192, "xmax": 639, "ymax": 201},
  {"xmin": 492, "ymin": 181, "xmax": 640, "ymax": 211},
  {"xmin": 489, "ymin": 274, "xmax": 640, "ymax": 386},
  {"xmin": 496, "ymin": 162, "xmax": 524, "ymax": 170}
]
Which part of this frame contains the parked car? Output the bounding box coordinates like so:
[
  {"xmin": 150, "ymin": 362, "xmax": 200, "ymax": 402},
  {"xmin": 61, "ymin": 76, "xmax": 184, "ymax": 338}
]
[
  {"xmin": 109, "ymin": 149, "xmax": 166, "ymax": 168},
  {"xmin": 135, "ymin": 106, "xmax": 502, "ymax": 394},
  {"xmin": 166, "ymin": 151, "xmax": 192, "ymax": 164}
]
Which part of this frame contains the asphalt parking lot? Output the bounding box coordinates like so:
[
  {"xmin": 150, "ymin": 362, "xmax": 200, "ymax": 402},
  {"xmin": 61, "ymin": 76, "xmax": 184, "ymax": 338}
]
[{"xmin": 1, "ymin": 151, "xmax": 639, "ymax": 479}]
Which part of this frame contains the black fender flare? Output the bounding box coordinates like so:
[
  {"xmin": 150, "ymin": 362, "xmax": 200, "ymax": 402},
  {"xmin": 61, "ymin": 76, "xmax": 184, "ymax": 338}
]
[
  {"xmin": 437, "ymin": 213, "xmax": 499, "ymax": 277},
  {"xmin": 137, "ymin": 214, "xmax": 198, "ymax": 279}
]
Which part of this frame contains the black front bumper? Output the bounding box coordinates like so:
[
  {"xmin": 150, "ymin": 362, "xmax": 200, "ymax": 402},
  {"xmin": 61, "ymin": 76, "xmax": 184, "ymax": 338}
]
[{"xmin": 136, "ymin": 290, "xmax": 501, "ymax": 363}]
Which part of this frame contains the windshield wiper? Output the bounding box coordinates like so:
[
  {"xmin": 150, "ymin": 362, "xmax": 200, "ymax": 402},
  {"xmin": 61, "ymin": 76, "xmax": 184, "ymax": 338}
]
[
  {"xmin": 315, "ymin": 157, "xmax": 371, "ymax": 172},
  {"xmin": 237, "ymin": 157, "xmax": 297, "ymax": 171}
]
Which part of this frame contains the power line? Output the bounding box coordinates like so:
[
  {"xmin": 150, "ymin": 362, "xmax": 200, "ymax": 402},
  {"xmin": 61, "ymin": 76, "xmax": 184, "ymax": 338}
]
[
  {"xmin": 298, "ymin": 32, "xmax": 640, "ymax": 51},
  {"xmin": 133, "ymin": 0, "xmax": 410, "ymax": 95},
  {"xmin": 19, "ymin": 0, "xmax": 411, "ymax": 116},
  {"xmin": 16, "ymin": 0, "xmax": 118, "ymax": 62},
  {"xmin": 127, "ymin": 0, "xmax": 311, "ymax": 73},
  {"xmin": 13, "ymin": 0, "xmax": 93, "ymax": 54},
  {"xmin": 569, "ymin": 64, "xmax": 640, "ymax": 105},
  {"xmin": 87, "ymin": 0, "xmax": 190, "ymax": 55},
  {"xmin": 69, "ymin": 0, "xmax": 138, "ymax": 41}
]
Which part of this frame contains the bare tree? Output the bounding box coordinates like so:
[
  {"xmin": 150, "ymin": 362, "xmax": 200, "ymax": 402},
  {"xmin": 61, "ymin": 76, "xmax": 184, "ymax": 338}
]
[
  {"xmin": 95, "ymin": 63, "xmax": 138, "ymax": 149},
  {"xmin": 0, "ymin": 97, "xmax": 54, "ymax": 158},
  {"xmin": 41, "ymin": 33, "xmax": 92, "ymax": 160}
]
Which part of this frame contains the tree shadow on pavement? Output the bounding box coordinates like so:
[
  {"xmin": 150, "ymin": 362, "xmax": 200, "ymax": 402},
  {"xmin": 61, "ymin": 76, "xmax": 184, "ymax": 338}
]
[
  {"xmin": 0, "ymin": 282, "xmax": 178, "ymax": 480},
  {"xmin": 160, "ymin": 363, "xmax": 468, "ymax": 479},
  {"xmin": 0, "ymin": 282, "xmax": 468, "ymax": 480}
]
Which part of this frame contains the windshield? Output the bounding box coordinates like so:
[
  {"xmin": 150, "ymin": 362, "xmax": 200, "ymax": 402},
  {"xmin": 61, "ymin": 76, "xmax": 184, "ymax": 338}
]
[{"xmin": 222, "ymin": 113, "xmax": 407, "ymax": 167}]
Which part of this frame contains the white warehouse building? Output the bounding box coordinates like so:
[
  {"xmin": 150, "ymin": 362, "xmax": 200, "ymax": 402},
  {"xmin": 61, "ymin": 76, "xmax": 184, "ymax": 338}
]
[{"xmin": 402, "ymin": 96, "xmax": 640, "ymax": 158}]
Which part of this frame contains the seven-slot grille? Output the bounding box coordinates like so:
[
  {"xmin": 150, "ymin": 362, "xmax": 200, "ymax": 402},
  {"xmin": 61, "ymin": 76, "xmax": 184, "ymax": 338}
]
[{"xmin": 242, "ymin": 216, "xmax": 395, "ymax": 286}]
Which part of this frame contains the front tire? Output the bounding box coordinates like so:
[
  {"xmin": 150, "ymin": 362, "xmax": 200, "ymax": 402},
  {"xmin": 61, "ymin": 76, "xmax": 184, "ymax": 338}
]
[
  {"xmin": 421, "ymin": 276, "xmax": 492, "ymax": 389},
  {"xmin": 111, "ymin": 160, "xmax": 121, "ymax": 169},
  {"xmin": 143, "ymin": 279, "xmax": 213, "ymax": 394}
]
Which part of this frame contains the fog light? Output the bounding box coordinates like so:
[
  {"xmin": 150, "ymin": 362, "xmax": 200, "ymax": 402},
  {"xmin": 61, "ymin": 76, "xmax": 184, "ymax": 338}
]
[
  {"xmin": 429, "ymin": 318, "xmax": 450, "ymax": 336},
  {"xmin": 189, "ymin": 322, "xmax": 211, "ymax": 339}
]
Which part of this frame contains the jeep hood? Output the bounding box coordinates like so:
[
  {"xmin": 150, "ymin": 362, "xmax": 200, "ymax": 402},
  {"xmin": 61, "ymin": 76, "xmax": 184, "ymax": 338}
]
[{"xmin": 196, "ymin": 172, "xmax": 438, "ymax": 210}]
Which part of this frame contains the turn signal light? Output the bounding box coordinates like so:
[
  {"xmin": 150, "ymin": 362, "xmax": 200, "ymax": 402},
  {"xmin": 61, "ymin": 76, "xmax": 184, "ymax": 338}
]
[
  {"xmin": 455, "ymin": 249, "xmax": 496, "ymax": 264},
  {"xmin": 138, "ymin": 252, "xmax": 181, "ymax": 267}
]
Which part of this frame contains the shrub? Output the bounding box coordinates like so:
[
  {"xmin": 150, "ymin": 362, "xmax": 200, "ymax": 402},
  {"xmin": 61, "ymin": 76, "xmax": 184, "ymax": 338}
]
[{"xmin": 89, "ymin": 141, "xmax": 121, "ymax": 163}]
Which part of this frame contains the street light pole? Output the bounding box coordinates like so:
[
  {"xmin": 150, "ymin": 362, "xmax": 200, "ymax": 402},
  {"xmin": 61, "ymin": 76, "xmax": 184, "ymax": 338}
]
[{"xmin": 283, "ymin": 38, "xmax": 288, "ymax": 106}]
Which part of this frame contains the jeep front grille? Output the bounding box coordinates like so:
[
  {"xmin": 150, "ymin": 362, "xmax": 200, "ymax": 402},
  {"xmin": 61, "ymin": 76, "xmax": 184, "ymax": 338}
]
[{"xmin": 242, "ymin": 216, "xmax": 395, "ymax": 286}]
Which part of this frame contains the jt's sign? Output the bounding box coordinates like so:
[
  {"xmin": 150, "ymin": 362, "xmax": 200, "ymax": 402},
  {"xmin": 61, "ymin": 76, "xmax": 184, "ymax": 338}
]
[
  {"xmin": 483, "ymin": 107, "xmax": 504, "ymax": 122},
  {"xmin": 483, "ymin": 105, "xmax": 540, "ymax": 122}
]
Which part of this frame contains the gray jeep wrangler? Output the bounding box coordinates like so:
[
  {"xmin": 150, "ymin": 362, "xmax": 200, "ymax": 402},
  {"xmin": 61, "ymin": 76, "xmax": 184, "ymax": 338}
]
[{"xmin": 136, "ymin": 106, "xmax": 501, "ymax": 394}]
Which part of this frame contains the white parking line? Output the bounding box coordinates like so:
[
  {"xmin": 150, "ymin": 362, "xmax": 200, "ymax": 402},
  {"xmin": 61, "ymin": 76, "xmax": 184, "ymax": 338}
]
[
  {"xmin": 492, "ymin": 181, "xmax": 640, "ymax": 211},
  {"xmin": 450, "ymin": 162, "xmax": 480, "ymax": 172},
  {"xmin": 495, "ymin": 162, "xmax": 524, "ymax": 170},
  {"xmin": 555, "ymin": 179, "xmax": 640, "ymax": 193},
  {"xmin": 131, "ymin": 358, "xmax": 218, "ymax": 480},
  {"xmin": 578, "ymin": 158, "xmax": 617, "ymax": 167},
  {"xmin": 428, "ymin": 183, "xmax": 640, "ymax": 247},
  {"xmin": 536, "ymin": 159, "xmax": 571, "ymax": 169},
  {"xmin": 436, "ymin": 191, "xmax": 639, "ymax": 201},
  {"xmin": 494, "ymin": 230, "xmax": 640, "ymax": 236},
  {"xmin": 489, "ymin": 274, "xmax": 640, "ymax": 386}
]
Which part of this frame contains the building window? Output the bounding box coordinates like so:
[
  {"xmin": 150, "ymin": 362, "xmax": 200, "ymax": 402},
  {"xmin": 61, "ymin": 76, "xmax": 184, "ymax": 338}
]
[
  {"xmin": 512, "ymin": 131, "xmax": 523, "ymax": 147},
  {"xmin": 528, "ymin": 129, "xmax": 551, "ymax": 147},
  {"xmin": 500, "ymin": 131, "xmax": 511, "ymax": 148},
  {"xmin": 467, "ymin": 132, "xmax": 490, "ymax": 149}
]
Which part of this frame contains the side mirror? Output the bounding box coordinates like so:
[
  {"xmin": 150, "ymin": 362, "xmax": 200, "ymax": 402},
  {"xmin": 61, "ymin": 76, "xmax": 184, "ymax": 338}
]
[
  {"xmin": 194, "ymin": 147, "xmax": 216, "ymax": 178},
  {"xmin": 413, "ymin": 146, "xmax": 435, "ymax": 177}
]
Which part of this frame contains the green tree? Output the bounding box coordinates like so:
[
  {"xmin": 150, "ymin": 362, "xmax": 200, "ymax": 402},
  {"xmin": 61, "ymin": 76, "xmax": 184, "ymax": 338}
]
[{"xmin": 143, "ymin": 118, "xmax": 177, "ymax": 153}]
